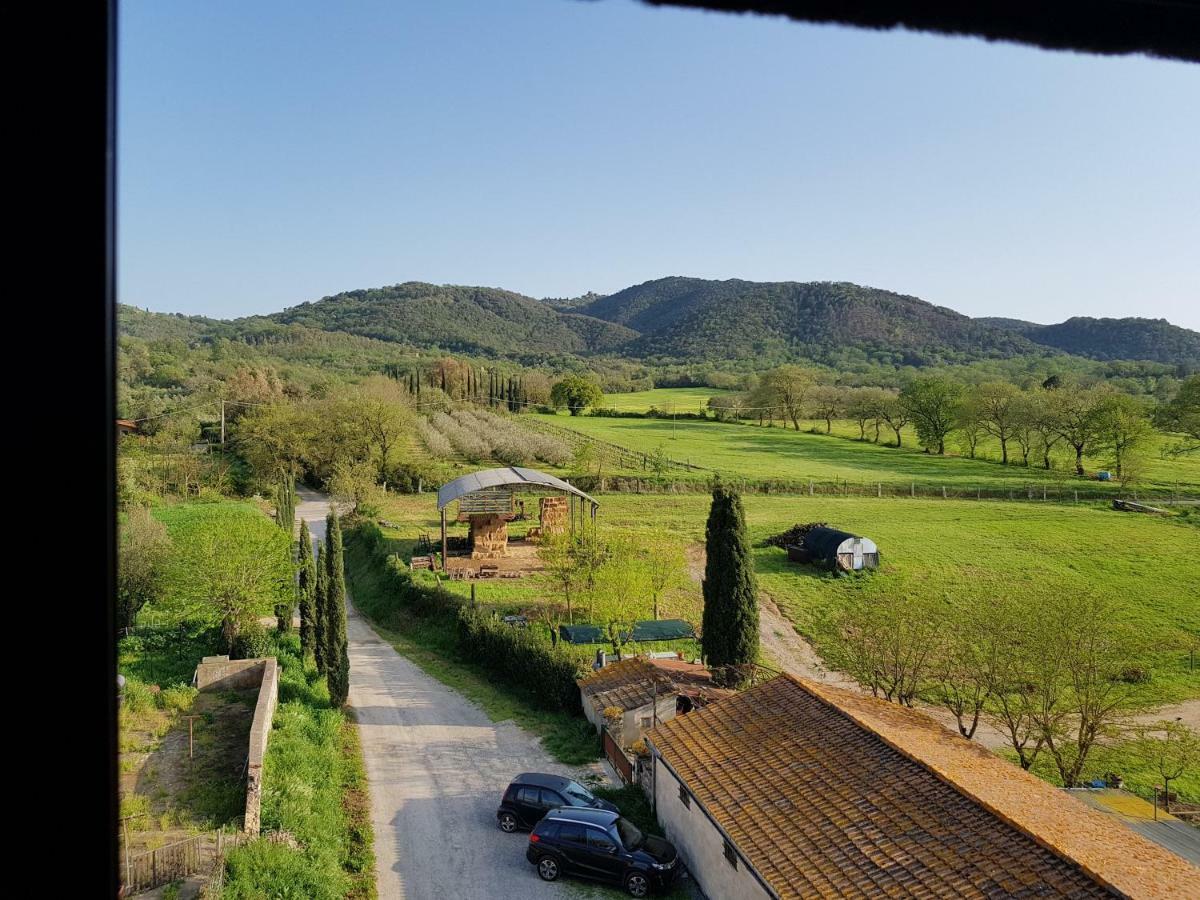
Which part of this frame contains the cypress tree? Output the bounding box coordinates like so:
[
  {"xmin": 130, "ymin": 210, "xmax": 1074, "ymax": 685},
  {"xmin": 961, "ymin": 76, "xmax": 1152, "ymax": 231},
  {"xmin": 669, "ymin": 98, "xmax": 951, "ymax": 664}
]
[
  {"xmin": 324, "ymin": 509, "xmax": 350, "ymax": 707},
  {"xmin": 274, "ymin": 476, "xmax": 297, "ymax": 632},
  {"xmin": 314, "ymin": 543, "xmax": 329, "ymax": 674},
  {"xmin": 297, "ymin": 520, "xmax": 317, "ymax": 657},
  {"xmin": 700, "ymin": 483, "xmax": 759, "ymax": 673}
]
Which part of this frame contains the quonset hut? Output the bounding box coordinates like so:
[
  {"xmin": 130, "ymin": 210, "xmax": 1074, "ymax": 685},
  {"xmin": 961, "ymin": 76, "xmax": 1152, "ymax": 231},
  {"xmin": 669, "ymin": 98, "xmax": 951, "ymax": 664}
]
[{"xmin": 789, "ymin": 526, "xmax": 879, "ymax": 572}]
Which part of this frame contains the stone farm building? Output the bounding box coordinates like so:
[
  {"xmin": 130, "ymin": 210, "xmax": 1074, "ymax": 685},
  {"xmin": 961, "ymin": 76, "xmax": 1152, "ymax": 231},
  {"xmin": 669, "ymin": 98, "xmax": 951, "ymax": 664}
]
[
  {"xmin": 646, "ymin": 674, "xmax": 1200, "ymax": 899},
  {"xmin": 577, "ymin": 657, "xmax": 678, "ymax": 743}
]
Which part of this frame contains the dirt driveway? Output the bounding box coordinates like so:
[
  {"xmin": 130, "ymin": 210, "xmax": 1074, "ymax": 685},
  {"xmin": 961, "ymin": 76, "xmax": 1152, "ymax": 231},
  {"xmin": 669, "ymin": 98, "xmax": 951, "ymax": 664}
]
[{"xmin": 296, "ymin": 487, "xmax": 611, "ymax": 899}]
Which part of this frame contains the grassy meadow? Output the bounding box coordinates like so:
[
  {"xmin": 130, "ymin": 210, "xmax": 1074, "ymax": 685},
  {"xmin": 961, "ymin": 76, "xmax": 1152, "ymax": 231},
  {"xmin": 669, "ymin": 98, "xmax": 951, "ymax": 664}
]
[
  {"xmin": 596, "ymin": 386, "xmax": 733, "ymax": 413},
  {"xmin": 532, "ymin": 405, "xmax": 1200, "ymax": 494},
  {"xmin": 375, "ymin": 490, "xmax": 1200, "ymax": 703}
]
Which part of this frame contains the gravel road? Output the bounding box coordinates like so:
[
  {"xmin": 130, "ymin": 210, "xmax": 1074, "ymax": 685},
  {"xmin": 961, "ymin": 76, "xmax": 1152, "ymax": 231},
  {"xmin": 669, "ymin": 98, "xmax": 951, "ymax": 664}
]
[{"xmin": 296, "ymin": 487, "xmax": 612, "ymax": 899}]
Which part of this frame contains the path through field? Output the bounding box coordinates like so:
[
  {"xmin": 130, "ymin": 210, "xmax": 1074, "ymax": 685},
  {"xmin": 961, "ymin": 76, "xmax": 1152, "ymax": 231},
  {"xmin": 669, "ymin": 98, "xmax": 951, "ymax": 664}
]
[{"xmin": 296, "ymin": 486, "xmax": 609, "ymax": 900}]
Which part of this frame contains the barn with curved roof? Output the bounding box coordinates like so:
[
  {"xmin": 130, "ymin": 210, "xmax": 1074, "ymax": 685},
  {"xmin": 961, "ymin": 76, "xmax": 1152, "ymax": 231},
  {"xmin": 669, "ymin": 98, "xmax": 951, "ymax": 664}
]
[{"xmin": 795, "ymin": 526, "xmax": 879, "ymax": 572}]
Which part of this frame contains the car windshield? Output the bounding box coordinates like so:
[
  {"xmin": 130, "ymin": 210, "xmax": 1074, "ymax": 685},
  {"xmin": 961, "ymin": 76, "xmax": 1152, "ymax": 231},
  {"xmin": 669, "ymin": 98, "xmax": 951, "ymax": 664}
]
[
  {"xmin": 614, "ymin": 817, "xmax": 644, "ymax": 850},
  {"xmin": 563, "ymin": 782, "xmax": 596, "ymax": 806}
]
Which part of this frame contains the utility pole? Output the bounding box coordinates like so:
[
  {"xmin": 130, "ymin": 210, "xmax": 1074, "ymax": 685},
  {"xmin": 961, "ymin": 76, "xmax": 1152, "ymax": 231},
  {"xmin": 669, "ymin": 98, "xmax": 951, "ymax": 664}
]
[{"xmin": 220, "ymin": 400, "xmax": 226, "ymax": 447}]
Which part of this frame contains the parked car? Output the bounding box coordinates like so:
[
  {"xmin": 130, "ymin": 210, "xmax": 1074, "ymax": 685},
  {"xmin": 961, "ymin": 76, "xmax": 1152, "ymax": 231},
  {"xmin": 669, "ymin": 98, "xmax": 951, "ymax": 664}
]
[
  {"xmin": 525, "ymin": 807, "xmax": 679, "ymax": 897},
  {"xmin": 496, "ymin": 772, "xmax": 618, "ymax": 833}
]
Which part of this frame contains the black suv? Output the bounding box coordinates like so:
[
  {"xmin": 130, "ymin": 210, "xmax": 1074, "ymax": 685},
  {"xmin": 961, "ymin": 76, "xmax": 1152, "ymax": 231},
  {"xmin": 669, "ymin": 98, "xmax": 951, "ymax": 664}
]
[
  {"xmin": 496, "ymin": 773, "xmax": 618, "ymax": 833},
  {"xmin": 525, "ymin": 807, "xmax": 679, "ymax": 897}
]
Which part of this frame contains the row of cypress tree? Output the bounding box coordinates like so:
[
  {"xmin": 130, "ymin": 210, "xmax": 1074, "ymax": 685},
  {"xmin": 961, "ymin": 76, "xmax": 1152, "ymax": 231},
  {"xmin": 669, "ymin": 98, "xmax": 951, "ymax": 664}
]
[{"xmin": 292, "ymin": 507, "xmax": 351, "ymax": 708}]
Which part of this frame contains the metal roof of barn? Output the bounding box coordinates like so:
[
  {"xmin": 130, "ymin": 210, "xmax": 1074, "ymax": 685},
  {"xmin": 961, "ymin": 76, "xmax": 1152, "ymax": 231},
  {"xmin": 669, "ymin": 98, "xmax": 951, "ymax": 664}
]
[
  {"xmin": 800, "ymin": 526, "xmax": 860, "ymax": 559},
  {"xmin": 436, "ymin": 466, "xmax": 597, "ymax": 511}
]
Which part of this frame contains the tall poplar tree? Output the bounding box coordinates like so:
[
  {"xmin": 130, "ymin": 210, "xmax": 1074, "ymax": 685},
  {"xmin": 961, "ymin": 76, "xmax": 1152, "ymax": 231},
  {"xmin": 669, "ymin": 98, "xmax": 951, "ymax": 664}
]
[
  {"xmin": 324, "ymin": 509, "xmax": 351, "ymax": 707},
  {"xmin": 297, "ymin": 520, "xmax": 317, "ymax": 657},
  {"xmin": 700, "ymin": 483, "xmax": 759, "ymax": 672}
]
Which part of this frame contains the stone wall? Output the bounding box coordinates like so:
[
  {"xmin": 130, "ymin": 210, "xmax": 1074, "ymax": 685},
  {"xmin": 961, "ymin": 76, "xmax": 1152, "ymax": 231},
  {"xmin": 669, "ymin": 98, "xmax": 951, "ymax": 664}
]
[
  {"xmin": 469, "ymin": 513, "xmax": 508, "ymax": 559},
  {"xmin": 540, "ymin": 496, "xmax": 568, "ymax": 534},
  {"xmin": 194, "ymin": 655, "xmax": 279, "ymax": 835}
]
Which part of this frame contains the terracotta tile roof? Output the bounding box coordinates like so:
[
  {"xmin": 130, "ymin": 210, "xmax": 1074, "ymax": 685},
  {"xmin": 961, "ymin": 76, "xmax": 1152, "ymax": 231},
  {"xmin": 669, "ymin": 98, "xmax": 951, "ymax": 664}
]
[
  {"xmin": 577, "ymin": 657, "xmax": 676, "ymax": 712},
  {"xmin": 646, "ymin": 658, "xmax": 738, "ymax": 703},
  {"xmin": 647, "ymin": 674, "xmax": 1200, "ymax": 899}
]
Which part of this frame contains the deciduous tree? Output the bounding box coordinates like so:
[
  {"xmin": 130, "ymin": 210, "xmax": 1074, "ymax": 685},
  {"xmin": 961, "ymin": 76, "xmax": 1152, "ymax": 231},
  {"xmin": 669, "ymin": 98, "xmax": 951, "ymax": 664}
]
[
  {"xmin": 901, "ymin": 376, "xmax": 963, "ymax": 455},
  {"xmin": 163, "ymin": 507, "xmax": 293, "ymax": 652},
  {"xmin": 117, "ymin": 506, "xmax": 172, "ymax": 632}
]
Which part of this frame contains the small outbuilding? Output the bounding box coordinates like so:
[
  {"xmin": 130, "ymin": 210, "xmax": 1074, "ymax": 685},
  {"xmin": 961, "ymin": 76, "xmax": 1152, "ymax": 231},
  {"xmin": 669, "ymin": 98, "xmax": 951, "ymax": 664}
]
[
  {"xmin": 789, "ymin": 526, "xmax": 878, "ymax": 572},
  {"xmin": 577, "ymin": 657, "xmax": 678, "ymax": 741}
]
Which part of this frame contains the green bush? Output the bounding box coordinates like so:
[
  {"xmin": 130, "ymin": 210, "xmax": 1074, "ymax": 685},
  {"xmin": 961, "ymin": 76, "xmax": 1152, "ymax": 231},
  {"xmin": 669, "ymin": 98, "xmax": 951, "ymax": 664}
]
[
  {"xmin": 455, "ymin": 607, "xmax": 584, "ymax": 714},
  {"xmin": 233, "ymin": 623, "xmax": 272, "ymax": 660},
  {"xmin": 123, "ymin": 678, "xmax": 157, "ymax": 713},
  {"xmin": 159, "ymin": 684, "xmax": 198, "ymax": 712}
]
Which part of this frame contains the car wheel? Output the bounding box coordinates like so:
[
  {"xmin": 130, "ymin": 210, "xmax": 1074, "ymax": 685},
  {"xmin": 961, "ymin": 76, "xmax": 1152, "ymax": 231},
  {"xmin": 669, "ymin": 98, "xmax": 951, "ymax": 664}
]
[
  {"xmin": 625, "ymin": 872, "xmax": 650, "ymax": 897},
  {"xmin": 498, "ymin": 813, "xmax": 518, "ymax": 833},
  {"xmin": 537, "ymin": 856, "xmax": 560, "ymax": 882}
]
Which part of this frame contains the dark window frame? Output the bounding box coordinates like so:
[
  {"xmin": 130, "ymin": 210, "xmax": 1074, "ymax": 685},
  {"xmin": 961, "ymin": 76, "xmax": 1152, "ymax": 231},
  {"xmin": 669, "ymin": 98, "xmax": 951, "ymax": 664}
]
[
  {"xmin": 723, "ymin": 839, "xmax": 738, "ymax": 869},
  {"xmin": 678, "ymin": 784, "xmax": 691, "ymax": 808}
]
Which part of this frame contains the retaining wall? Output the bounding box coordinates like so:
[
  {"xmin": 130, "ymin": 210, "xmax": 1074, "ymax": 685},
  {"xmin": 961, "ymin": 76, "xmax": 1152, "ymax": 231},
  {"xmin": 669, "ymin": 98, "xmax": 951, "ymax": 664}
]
[{"xmin": 194, "ymin": 655, "xmax": 279, "ymax": 836}]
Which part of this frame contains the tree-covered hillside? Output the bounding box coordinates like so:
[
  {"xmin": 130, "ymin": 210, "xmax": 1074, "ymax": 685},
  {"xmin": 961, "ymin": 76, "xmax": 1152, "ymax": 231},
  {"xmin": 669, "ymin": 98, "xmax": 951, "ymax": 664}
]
[
  {"xmin": 578, "ymin": 278, "xmax": 1047, "ymax": 367},
  {"xmin": 1023, "ymin": 317, "xmax": 1200, "ymax": 365},
  {"xmin": 267, "ymin": 282, "xmax": 635, "ymax": 357}
]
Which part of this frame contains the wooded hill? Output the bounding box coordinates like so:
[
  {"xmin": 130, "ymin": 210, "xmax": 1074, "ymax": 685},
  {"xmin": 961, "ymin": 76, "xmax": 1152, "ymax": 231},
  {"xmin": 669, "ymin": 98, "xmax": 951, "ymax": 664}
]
[
  {"xmin": 978, "ymin": 315, "xmax": 1200, "ymax": 365},
  {"xmin": 121, "ymin": 277, "xmax": 1200, "ymax": 370}
]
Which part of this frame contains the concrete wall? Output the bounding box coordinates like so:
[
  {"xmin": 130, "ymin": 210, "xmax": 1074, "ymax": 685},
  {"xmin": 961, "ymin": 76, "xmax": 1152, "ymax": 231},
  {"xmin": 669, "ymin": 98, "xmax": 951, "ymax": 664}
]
[
  {"xmin": 194, "ymin": 655, "xmax": 279, "ymax": 835},
  {"xmin": 243, "ymin": 658, "xmax": 279, "ymax": 836},
  {"xmin": 653, "ymin": 756, "xmax": 773, "ymax": 900},
  {"xmin": 194, "ymin": 656, "xmax": 268, "ymax": 691}
]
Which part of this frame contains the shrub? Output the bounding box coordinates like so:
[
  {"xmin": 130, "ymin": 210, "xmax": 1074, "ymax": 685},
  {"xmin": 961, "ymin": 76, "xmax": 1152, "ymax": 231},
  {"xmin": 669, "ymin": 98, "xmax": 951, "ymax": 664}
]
[
  {"xmin": 159, "ymin": 684, "xmax": 198, "ymax": 712},
  {"xmin": 1118, "ymin": 666, "xmax": 1152, "ymax": 684},
  {"xmin": 455, "ymin": 607, "xmax": 584, "ymax": 713},
  {"xmin": 232, "ymin": 623, "xmax": 272, "ymax": 660},
  {"xmin": 123, "ymin": 678, "xmax": 157, "ymax": 713}
]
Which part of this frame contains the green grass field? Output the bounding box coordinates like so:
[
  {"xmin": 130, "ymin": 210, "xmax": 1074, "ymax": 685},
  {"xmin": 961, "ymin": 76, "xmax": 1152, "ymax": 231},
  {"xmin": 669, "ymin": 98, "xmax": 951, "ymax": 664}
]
[
  {"xmin": 595, "ymin": 387, "xmax": 732, "ymax": 413},
  {"xmin": 378, "ymin": 491, "xmax": 1200, "ymax": 703},
  {"xmin": 532, "ymin": 408, "xmax": 1200, "ymax": 494}
]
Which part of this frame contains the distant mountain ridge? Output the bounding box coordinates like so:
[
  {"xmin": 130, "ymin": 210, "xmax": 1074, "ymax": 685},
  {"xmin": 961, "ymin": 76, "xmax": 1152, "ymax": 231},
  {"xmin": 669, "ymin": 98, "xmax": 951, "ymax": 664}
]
[{"xmin": 120, "ymin": 278, "xmax": 1200, "ymax": 368}]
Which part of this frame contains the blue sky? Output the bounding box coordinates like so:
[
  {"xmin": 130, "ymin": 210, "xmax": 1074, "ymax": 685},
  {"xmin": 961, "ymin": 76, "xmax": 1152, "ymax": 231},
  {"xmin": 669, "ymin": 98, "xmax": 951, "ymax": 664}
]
[{"xmin": 119, "ymin": 0, "xmax": 1200, "ymax": 329}]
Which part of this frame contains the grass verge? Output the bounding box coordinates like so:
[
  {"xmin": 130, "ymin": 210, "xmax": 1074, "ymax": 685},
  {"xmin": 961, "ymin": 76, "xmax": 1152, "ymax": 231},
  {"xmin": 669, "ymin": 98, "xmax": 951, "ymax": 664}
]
[{"xmin": 221, "ymin": 632, "xmax": 376, "ymax": 899}]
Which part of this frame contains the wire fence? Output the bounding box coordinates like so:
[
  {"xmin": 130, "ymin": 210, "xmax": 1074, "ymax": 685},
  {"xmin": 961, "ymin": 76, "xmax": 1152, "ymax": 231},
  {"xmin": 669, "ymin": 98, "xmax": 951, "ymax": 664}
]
[{"xmin": 563, "ymin": 472, "xmax": 1200, "ymax": 504}]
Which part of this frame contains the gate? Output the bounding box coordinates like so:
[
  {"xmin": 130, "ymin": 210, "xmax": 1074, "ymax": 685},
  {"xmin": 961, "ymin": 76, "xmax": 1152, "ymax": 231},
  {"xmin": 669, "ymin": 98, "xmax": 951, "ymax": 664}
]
[{"xmin": 603, "ymin": 726, "xmax": 633, "ymax": 784}]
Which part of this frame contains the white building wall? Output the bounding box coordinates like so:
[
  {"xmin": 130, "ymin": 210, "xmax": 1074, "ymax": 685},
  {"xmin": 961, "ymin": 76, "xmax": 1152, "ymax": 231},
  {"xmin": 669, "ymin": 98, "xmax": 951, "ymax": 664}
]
[{"xmin": 653, "ymin": 756, "xmax": 773, "ymax": 900}]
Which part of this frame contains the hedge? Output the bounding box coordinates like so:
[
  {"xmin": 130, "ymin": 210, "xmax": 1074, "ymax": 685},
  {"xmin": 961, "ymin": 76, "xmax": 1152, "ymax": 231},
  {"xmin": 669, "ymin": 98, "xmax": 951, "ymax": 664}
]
[{"xmin": 349, "ymin": 521, "xmax": 584, "ymax": 714}]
